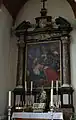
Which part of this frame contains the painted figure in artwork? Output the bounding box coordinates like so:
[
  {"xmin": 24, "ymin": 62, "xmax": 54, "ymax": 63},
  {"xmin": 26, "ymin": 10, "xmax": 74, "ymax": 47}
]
[{"xmin": 27, "ymin": 41, "xmax": 60, "ymax": 87}]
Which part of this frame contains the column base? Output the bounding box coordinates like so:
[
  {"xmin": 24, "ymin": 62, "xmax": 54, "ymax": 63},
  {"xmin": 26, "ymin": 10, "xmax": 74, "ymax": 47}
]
[
  {"xmin": 16, "ymin": 85, "xmax": 23, "ymax": 88},
  {"xmin": 60, "ymin": 85, "xmax": 74, "ymax": 107},
  {"xmin": 61, "ymin": 84, "xmax": 70, "ymax": 87}
]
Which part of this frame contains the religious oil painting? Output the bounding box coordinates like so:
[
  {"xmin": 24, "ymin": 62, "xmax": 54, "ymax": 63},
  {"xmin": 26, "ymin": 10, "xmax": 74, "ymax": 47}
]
[{"xmin": 26, "ymin": 40, "xmax": 62, "ymax": 89}]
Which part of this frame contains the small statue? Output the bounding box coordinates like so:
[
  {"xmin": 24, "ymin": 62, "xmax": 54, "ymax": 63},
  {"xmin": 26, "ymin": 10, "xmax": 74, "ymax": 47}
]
[{"xmin": 40, "ymin": 86, "xmax": 47, "ymax": 103}]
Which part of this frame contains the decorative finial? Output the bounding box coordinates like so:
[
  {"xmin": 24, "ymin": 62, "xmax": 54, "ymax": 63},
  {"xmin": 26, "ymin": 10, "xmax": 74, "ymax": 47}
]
[
  {"xmin": 41, "ymin": 0, "xmax": 47, "ymax": 9},
  {"xmin": 40, "ymin": 0, "xmax": 47, "ymax": 16}
]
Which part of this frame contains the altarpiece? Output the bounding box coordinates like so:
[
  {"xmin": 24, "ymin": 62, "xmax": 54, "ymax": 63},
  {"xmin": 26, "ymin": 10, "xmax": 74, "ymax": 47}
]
[{"xmin": 12, "ymin": 0, "xmax": 74, "ymax": 119}]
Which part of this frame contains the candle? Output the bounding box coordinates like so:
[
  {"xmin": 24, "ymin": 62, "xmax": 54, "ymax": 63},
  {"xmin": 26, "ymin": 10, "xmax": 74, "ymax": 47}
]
[
  {"xmin": 51, "ymin": 80, "xmax": 53, "ymax": 89},
  {"xmin": 51, "ymin": 89, "xmax": 53, "ymax": 107},
  {"xmin": 8, "ymin": 91, "xmax": 12, "ymax": 106},
  {"xmin": 25, "ymin": 81, "xmax": 27, "ymax": 91},
  {"xmin": 51, "ymin": 80, "xmax": 53, "ymax": 107},
  {"xmin": 31, "ymin": 81, "xmax": 33, "ymax": 92},
  {"xmin": 56, "ymin": 80, "xmax": 58, "ymax": 92}
]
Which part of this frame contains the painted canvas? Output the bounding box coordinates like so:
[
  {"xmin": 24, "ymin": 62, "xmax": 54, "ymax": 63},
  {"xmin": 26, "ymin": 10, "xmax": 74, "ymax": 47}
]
[{"xmin": 26, "ymin": 40, "xmax": 61, "ymax": 88}]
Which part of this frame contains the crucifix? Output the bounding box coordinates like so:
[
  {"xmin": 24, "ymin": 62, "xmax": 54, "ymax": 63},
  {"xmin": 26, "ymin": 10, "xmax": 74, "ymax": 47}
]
[{"xmin": 41, "ymin": 0, "xmax": 47, "ymax": 9}]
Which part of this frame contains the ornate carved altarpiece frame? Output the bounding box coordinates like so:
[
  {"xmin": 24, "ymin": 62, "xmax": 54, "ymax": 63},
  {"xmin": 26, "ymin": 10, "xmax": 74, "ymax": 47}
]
[{"xmin": 13, "ymin": 0, "xmax": 74, "ymax": 119}]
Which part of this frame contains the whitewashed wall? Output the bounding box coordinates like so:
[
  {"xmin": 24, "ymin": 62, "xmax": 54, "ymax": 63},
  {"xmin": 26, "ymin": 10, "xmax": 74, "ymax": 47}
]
[
  {"xmin": 0, "ymin": 5, "xmax": 16, "ymax": 115},
  {"xmin": 70, "ymin": 29, "xmax": 76, "ymax": 112},
  {"xmin": 15, "ymin": 0, "xmax": 76, "ymax": 111}
]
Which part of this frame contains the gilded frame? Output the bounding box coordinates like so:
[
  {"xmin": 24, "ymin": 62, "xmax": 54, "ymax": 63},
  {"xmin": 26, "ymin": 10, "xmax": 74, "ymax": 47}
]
[{"xmin": 25, "ymin": 39, "xmax": 62, "ymax": 89}]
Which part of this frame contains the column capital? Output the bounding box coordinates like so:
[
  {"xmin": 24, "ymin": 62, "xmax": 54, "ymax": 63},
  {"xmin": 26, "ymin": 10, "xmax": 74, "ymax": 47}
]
[
  {"xmin": 17, "ymin": 40, "xmax": 25, "ymax": 48},
  {"xmin": 61, "ymin": 36, "xmax": 70, "ymax": 44},
  {"xmin": 17, "ymin": 34, "xmax": 25, "ymax": 48}
]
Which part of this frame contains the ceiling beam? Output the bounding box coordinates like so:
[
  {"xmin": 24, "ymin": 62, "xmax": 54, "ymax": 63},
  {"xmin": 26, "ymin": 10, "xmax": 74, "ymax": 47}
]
[{"xmin": 67, "ymin": 0, "xmax": 76, "ymax": 18}]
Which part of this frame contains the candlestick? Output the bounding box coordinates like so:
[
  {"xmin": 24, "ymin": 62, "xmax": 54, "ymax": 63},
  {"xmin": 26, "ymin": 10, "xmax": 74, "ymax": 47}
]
[
  {"xmin": 56, "ymin": 80, "xmax": 58, "ymax": 92},
  {"xmin": 25, "ymin": 81, "xmax": 27, "ymax": 92},
  {"xmin": 31, "ymin": 81, "xmax": 33, "ymax": 92},
  {"xmin": 8, "ymin": 91, "xmax": 12, "ymax": 107},
  {"xmin": 51, "ymin": 80, "xmax": 53, "ymax": 107}
]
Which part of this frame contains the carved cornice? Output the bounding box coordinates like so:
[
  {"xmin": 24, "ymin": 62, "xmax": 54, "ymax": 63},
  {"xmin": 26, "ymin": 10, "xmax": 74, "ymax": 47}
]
[{"xmin": 14, "ymin": 16, "xmax": 72, "ymax": 39}]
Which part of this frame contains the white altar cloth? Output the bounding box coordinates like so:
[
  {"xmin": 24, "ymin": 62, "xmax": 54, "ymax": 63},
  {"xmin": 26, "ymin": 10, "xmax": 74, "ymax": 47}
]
[{"xmin": 12, "ymin": 112, "xmax": 63, "ymax": 120}]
